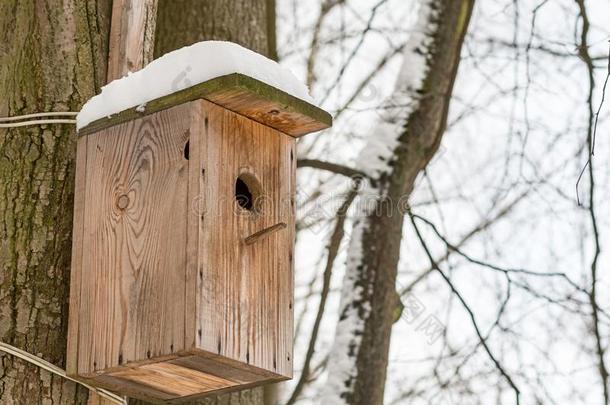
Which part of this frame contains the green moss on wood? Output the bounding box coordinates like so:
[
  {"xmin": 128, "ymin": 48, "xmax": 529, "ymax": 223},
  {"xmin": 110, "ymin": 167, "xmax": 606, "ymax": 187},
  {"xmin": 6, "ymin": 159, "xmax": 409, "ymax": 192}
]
[{"xmin": 78, "ymin": 73, "xmax": 332, "ymax": 137}]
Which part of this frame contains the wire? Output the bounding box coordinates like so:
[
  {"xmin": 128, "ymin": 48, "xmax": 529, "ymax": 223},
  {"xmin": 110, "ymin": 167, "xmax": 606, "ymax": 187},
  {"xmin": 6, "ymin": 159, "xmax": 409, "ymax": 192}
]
[
  {"xmin": 0, "ymin": 112, "xmax": 78, "ymax": 128},
  {"xmin": 0, "ymin": 119, "xmax": 76, "ymax": 128},
  {"xmin": 0, "ymin": 112, "xmax": 78, "ymax": 122},
  {"xmin": 0, "ymin": 341, "xmax": 126, "ymax": 405}
]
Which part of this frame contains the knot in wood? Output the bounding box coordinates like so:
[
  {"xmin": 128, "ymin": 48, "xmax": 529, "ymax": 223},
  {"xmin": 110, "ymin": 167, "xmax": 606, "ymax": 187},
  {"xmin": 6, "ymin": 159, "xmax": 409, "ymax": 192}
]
[{"xmin": 116, "ymin": 194, "xmax": 130, "ymax": 210}]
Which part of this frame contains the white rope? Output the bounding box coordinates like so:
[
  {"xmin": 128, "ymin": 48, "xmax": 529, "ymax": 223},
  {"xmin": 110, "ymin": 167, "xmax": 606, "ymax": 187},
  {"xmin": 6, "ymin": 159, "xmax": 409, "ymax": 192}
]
[
  {"xmin": 0, "ymin": 342, "xmax": 127, "ymax": 405},
  {"xmin": 0, "ymin": 112, "xmax": 78, "ymax": 128},
  {"xmin": 0, "ymin": 112, "xmax": 78, "ymax": 122},
  {"xmin": 0, "ymin": 119, "xmax": 76, "ymax": 128}
]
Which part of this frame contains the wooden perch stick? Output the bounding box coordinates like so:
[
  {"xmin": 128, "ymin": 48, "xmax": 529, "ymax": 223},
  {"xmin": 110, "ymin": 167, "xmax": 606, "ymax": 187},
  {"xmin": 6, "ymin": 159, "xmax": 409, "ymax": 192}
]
[{"xmin": 244, "ymin": 222, "xmax": 287, "ymax": 245}]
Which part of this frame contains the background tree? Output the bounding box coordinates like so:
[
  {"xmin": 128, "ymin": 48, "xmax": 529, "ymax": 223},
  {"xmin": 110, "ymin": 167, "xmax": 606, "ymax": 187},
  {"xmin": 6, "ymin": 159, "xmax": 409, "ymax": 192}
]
[
  {"xmin": 281, "ymin": 0, "xmax": 610, "ymax": 404},
  {"xmin": 319, "ymin": 2, "xmax": 474, "ymax": 403}
]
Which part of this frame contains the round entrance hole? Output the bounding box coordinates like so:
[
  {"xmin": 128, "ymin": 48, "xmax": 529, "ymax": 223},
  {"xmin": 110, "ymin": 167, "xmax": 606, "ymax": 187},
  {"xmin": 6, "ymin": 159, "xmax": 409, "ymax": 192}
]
[{"xmin": 235, "ymin": 173, "xmax": 262, "ymax": 213}]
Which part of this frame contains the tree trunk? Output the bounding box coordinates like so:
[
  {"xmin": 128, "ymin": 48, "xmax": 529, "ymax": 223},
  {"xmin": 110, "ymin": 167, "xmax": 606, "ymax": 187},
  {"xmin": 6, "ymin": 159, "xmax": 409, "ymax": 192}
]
[
  {"xmin": 0, "ymin": 1, "xmax": 112, "ymax": 404},
  {"xmin": 323, "ymin": 1, "xmax": 474, "ymax": 404},
  {"xmin": 154, "ymin": 0, "xmax": 276, "ymax": 59}
]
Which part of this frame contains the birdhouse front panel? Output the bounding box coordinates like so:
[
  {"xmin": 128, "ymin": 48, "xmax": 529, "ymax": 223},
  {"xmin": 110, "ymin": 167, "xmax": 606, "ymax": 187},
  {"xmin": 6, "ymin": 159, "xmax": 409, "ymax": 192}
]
[
  {"xmin": 67, "ymin": 74, "xmax": 331, "ymax": 403},
  {"xmin": 195, "ymin": 100, "xmax": 294, "ymax": 378}
]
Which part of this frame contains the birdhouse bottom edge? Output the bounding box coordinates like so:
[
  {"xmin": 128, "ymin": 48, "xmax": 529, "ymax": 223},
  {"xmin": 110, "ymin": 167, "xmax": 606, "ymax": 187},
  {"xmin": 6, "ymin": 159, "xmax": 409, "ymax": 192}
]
[{"xmin": 69, "ymin": 348, "xmax": 289, "ymax": 403}]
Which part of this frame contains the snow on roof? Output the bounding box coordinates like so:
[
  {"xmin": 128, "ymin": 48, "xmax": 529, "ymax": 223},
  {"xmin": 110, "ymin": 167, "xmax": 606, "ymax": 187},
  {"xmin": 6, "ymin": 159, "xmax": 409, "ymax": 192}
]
[{"xmin": 76, "ymin": 41, "xmax": 314, "ymax": 130}]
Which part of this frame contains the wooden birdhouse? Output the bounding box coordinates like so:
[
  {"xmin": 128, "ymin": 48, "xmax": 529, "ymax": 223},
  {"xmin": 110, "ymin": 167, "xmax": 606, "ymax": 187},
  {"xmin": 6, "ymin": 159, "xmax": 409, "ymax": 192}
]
[{"xmin": 67, "ymin": 73, "xmax": 331, "ymax": 403}]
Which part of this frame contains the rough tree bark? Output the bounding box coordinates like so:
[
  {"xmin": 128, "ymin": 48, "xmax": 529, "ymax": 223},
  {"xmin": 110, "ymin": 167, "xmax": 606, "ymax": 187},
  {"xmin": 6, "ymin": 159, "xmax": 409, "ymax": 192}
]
[
  {"xmin": 322, "ymin": 1, "xmax": 474, "ymax": 404},
  {"xmin": 0, "ymin": 1, "xmax": 112, "ymax": 404},
  {"xmin": 154, "ymin": 0, "xmax": 276, "ymax": 60}
]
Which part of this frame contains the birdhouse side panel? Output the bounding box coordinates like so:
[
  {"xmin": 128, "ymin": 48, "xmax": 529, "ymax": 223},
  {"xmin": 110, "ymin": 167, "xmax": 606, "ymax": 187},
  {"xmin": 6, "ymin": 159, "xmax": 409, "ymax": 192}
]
[
  {"xmin": 68, "ymin": 104, "xmax": 193, "ymax": 376},
  {"xmin": 196, "ymin": 99, "xmax": 295, "ymax": 378}
]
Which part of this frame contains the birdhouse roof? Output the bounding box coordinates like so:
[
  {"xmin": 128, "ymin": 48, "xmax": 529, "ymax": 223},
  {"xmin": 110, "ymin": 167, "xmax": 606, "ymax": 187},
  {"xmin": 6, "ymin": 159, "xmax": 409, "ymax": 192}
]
[{"xmin": 77, "ymin": 41, "xmax": 331, "ymax": 137}]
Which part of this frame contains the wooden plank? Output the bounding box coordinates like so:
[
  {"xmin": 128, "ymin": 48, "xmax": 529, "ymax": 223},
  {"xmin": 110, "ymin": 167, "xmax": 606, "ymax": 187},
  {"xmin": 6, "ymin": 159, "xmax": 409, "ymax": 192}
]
[
  {"xmin": 146, "ymin": 362, "xmax": 236, "ymax": 390},
  {"xmin": 169, "ymin": 356, "xmax": 260, "ymax": 385},
  {"xmin": 171, "ymin": 350, "xmax": 284, "ymax": 383},
  {"xmin": 109, "ymin": 363, "xmax": 236, "ymax": 396},
  {"xmin": 77, "ymin": 352, "xmax": 184, "ymax": 379},
  {"xmin": 78, "ymin": 74, "xmax": 332, "ymax": 138},
  {"xmin": 185, "ymin": 103, "xmax": 203, "ymax": 352},
  {"xmin": 90, "ymin": 373, "xmax": 176, "ymax": 404},
  {"xmin": 72, "ymin": 103, "xmax": 192, "ymax": 375},
  {"xmin": 83, "ymin": 350, "xmax": 286, "ymax": 404},
  {"xmin": 67, "ymin": 136, "xmax": 89, "ymax": 375},
  {"xmin": 284, "ymin": 137, "xmax": 297, "ymax": 379},
  {"xmin": 196, "ymin": 99, "xmax": 293, "ymax": 377},
  {"xmin": 107, "ymin": 0, "xmax": 158, "ymax": 82}
]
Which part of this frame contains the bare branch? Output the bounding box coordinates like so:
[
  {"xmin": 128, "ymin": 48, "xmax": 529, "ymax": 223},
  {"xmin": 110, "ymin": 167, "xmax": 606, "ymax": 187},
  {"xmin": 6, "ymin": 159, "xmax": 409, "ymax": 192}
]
[
  {"xmin": 408, "ymin": 211, "xmax": 522, "ymax": 405},
  {"xmin": 297, "ymin": 158, "xmax": 369, "ymax": 180},
  {"xmin": 574, "ymin": 1, "xmax": 609, "ymax": 403},
  {"xmin": 306, "ymin": 0, "xmax": 347, "ymax": 88}
]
